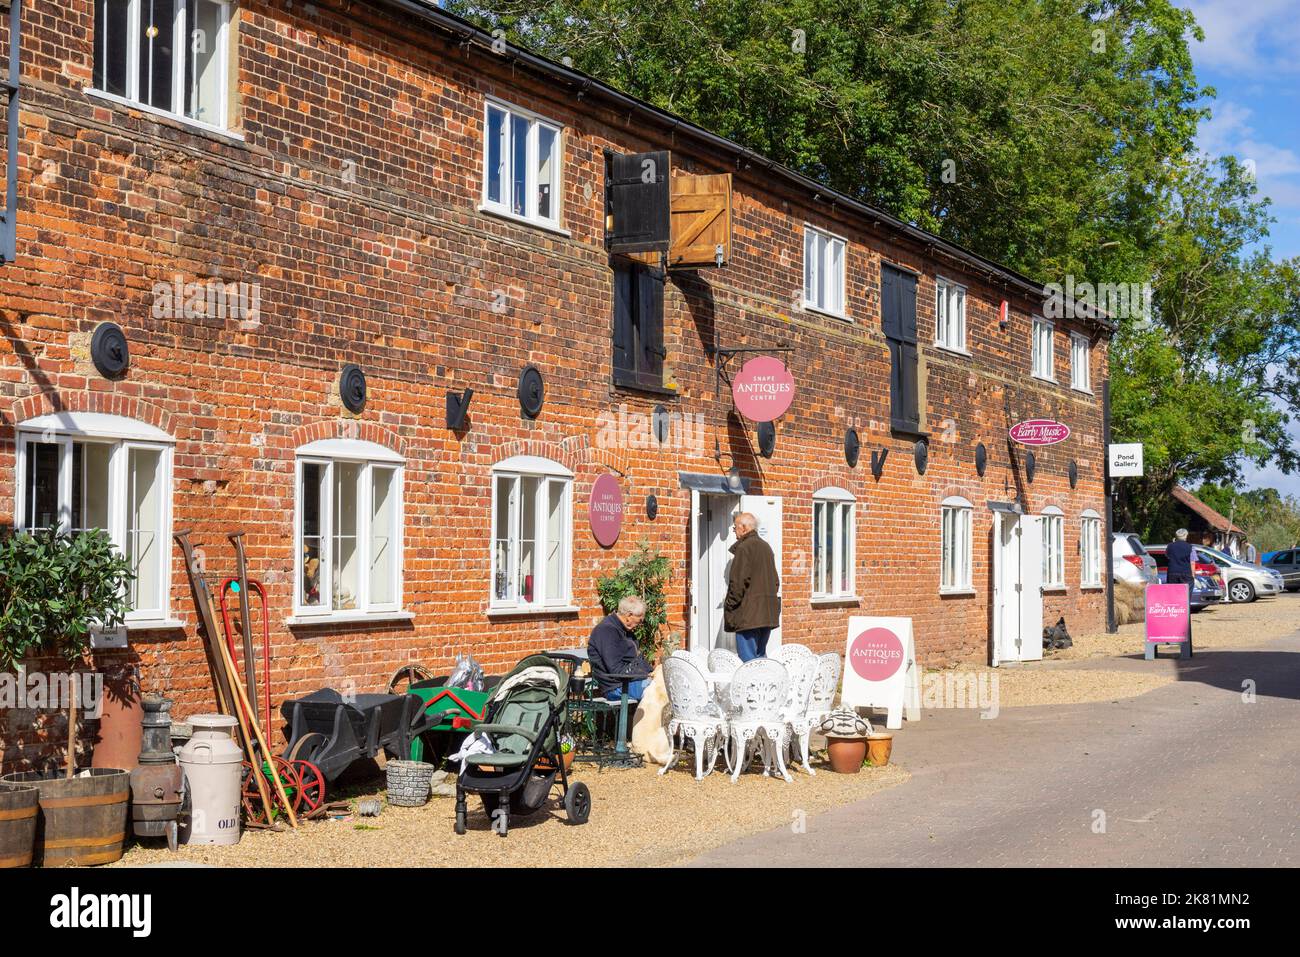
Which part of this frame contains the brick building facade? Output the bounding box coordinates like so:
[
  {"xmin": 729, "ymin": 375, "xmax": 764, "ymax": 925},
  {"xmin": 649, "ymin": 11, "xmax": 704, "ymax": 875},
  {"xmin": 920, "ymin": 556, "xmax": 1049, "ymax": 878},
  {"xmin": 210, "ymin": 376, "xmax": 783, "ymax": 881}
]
[{"xmin": 0, "ymin": 0, "xmax": 1112, "ymax": 770}]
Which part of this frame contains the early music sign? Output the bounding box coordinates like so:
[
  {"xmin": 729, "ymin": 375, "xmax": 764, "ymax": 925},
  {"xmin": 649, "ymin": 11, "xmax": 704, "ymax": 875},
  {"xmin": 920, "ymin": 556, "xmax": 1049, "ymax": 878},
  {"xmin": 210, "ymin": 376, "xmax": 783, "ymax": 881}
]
[
  {"xmin": 1144, "ymin": 582, "xmax": 1192, "ymax": 660},
  {"xmin": 1109, "ymin": 442, "xmax": 1144, "ymax": 477},
  {"xmin": 1008, "ymin": 419, "xmax": 1071, "ymax": 446},
  {"xmin": 588, "ymin": 473, "xmax": 624, "ymax": 547},
  {"xmin": 731, "ymin": 356, "xmax": 795, "ymax": 422},
  {"xmin": 840, "ymin": 617, "xmax": 921, "ymax": 730}
]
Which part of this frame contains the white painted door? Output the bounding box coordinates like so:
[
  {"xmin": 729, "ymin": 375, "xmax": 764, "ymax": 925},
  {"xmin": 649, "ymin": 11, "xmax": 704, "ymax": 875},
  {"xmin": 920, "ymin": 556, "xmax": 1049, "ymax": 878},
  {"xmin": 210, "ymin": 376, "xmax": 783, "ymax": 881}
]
[
  {"xmin": 738, "ymin": 494, "xmax": 783, "ymax": 652},
  {"xmin": 1019, "ymin": 515, "xmax": 1044, "ymax": 662},
  {"xmin": 992, "ymin": 511, "xmax": 1044, "ymax": 664},
  {"xmin": 691, "ymin": 492, "xmax": 739, "ymax": 653}
]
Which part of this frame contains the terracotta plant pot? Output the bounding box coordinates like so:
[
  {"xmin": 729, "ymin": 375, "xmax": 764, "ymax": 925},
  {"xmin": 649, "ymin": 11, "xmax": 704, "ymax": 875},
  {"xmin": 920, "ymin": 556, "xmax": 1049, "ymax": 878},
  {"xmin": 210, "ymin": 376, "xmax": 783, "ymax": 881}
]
[
  {"xmin": 825, "ymin": 736, "xmax": 868, "ymax": 774},
  {"xmin": 866, "ymin": 733, "xmax": 894, "ymax": 767}
]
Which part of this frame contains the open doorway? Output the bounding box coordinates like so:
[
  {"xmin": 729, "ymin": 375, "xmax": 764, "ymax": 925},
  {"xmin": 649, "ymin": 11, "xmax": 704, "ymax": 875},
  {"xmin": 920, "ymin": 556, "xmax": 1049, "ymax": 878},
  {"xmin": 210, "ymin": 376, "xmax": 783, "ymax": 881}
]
[{"xmin": 689, "ymin": 491, "xmax": 783, "ymax": 655}]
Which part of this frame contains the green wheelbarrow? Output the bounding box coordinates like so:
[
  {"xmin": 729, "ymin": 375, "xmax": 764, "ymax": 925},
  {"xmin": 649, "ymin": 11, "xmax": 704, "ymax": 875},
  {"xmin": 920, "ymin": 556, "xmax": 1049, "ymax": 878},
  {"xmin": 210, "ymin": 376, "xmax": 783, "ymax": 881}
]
[{"xmin": 387, "ymin": 666, "xmax": 497, "ymax": 765}]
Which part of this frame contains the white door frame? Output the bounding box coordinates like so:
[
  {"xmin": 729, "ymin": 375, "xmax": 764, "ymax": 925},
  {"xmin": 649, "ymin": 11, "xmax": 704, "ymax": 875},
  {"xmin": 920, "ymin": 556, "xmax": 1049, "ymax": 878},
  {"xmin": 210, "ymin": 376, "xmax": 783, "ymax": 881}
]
[{"xmin": 991, "ymin": 509, "xmax": 1044, "ymax": 665}]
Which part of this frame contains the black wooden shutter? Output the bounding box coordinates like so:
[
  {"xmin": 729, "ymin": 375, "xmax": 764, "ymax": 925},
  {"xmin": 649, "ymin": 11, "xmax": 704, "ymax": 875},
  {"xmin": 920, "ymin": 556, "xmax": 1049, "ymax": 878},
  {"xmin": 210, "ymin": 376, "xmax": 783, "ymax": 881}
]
[
  {"xmin": 605, "ymin": 150, "xmax": 671, "ymax": 254},
  {"xmin": 637, "ymin": 266, "xmax": 666, "ymax": 388},
  {"xmin": 883, "ymin": 264, "xmax": 921, "ymax": 432},
  {"xmin": 612, "ymin": 263, "xmax": 635, "ymax": 385}
]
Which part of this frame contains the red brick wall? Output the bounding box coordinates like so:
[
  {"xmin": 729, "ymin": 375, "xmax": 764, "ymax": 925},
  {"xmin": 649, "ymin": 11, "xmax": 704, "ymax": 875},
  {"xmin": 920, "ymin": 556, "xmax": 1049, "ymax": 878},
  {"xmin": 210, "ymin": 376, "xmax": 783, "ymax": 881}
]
[{"xmin": 0, "ymin": 0, "xmax": 1108, "ymax": 771}]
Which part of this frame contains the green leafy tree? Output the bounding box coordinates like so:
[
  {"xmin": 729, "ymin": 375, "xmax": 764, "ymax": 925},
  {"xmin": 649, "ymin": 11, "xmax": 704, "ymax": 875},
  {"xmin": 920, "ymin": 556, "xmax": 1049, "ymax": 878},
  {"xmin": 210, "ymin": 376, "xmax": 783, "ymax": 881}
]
[{"xmin": 595, "ymin": 542, "xmax": 672, "ymax": 660}]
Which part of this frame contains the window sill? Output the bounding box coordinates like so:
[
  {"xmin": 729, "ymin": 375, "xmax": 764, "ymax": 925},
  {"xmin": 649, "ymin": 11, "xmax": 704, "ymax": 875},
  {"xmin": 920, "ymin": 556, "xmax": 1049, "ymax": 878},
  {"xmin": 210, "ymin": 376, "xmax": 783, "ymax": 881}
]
[
  {"xmin": 123, "ymin": 618, "xmax": 185, "ymax": 632},
  {"xmin": 933, "ymin": 343, "xmax": 972, "ymax": 358},
  {"xmin": 477, "ymin": 204, "xmax": 571, "ymax": 238},
  {"xmin": 286, "ymin": 611, "xmax": 415, "ymax": 627},
  {"xmin": 1031, "ymin": 373, "xmax": 1058, "ymax": 385},
  {"xmin": 810, "ymin": 594, "xmax": 861, "ymax": 606},
  {"xmin": 83, "ymin": 88, "xmax": 245, "ymax": 144},
  {"xmin": 802, "ymin": 302, "xmax": 851, "ymax": 322},
  {"xmin": 487, "ymin": 605, "xmax": 581, "ymax": 618},
  {"xmin": 611, "ymin": 377, "xmax": 680, "ymax": 398},
  {"xmin": 1071, "ymin": 385, "xmax": 1094, "ymax": 396},
  {"xmin": 939, "ymin": 588, "xmax": 976, "ymax": 597},
  {"xmin": 1080, "ymin": 583, "xmax": 1104, "ymax": 591},
  {"xmin": 1042, "ymin": 586, "xmax": 1067, "ymax": 594}
]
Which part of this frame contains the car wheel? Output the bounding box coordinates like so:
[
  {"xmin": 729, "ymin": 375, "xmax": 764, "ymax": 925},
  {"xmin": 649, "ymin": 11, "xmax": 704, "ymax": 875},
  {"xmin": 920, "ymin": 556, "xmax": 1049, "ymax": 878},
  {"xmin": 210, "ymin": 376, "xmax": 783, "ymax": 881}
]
[{"xmin": 1229, "ymin": 579, "xmax": 1255, "ymax": 603}]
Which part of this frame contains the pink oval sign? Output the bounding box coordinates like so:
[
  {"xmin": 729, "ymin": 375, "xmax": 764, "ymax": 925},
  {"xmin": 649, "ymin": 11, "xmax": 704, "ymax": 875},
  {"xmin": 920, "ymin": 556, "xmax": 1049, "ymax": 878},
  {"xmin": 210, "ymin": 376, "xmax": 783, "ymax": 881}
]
[
  {"xmin": 849, "ymin": 627, "xmax": 905, "ymax": 682},
  {"xmin": 1009, "ymin": 419, "xmax": 1071, "ymax": 446},
  {"xmin": 731, "ymin": 356, "xmax": 795, "ymax": 422},
  {"xmin": 588, "ymin": 473, "xmax": 623, "ymax": 547}
]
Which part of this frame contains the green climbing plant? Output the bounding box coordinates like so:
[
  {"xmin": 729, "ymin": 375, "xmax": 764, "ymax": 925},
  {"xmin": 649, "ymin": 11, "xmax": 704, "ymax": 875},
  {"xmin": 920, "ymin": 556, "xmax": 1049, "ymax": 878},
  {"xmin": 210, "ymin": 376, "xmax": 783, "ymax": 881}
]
[{"xmin": 596, "ymin": 542, "xmax": 671, "ymax": 661}]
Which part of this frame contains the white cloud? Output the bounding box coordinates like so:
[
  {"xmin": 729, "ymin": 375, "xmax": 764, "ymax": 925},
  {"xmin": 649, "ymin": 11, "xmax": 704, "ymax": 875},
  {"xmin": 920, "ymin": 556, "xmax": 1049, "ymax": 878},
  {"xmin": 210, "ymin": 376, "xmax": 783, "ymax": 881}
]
[{"xmin": 1183, "ymin": 0, "xmax": 1300, "ymax": 75}]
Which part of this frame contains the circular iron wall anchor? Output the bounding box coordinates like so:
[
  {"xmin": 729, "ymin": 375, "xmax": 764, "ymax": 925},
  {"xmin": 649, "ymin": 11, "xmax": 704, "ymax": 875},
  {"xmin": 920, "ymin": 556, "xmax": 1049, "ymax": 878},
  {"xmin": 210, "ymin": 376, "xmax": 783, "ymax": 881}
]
[
  {"xmin": 914, "ymin": 439, "xmax": 928, "ymax": 475},
  {"xmin": 90, "ymin": 322, "xmax": 130, "ymax": 380},
  {"xmin": 975, "ymin": 442, "xmax": 987, "ymax": 477},
  {"xmin": 339, "ymin": 364, "xmax": 367, "ymax": 414},
  {"xmin": 646, "ymin": 494, "xmax": 658, "ymax": 520},
  {"xmin": 845, "ymin": 428, "xmax": 861, "ymax": 468},
  {"xmin": 517, "ymin": 365, "xmax": 544, "ymax": 418},
  {"xmin": 757, "ymin": 421, "xmax": 776, "ymax": 458},
  {"xmin": 1068, "ymin": 459, "xmax": 1078, "ymax": 488},
  {"xmin": 652, "ymin": 404, "xmax": 670, "ymax": 444},
  {"xmin": 1025, "ymin": 450, "xmax": 1037, "ymax": 483}
]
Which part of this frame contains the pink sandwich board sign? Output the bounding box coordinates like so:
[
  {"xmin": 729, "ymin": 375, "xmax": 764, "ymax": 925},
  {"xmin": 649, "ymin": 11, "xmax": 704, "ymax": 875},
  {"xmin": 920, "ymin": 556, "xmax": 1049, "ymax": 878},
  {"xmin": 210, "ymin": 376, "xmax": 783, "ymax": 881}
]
[{"xmin": 1144, "ymin": 582, "xmax": 1193, "ymax": 660}]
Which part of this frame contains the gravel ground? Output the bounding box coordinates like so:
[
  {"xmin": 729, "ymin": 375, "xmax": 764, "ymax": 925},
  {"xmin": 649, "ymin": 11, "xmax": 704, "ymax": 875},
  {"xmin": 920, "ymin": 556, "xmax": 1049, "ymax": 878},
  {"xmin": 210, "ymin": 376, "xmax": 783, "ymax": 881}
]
[{"xmin": 116, "ymin": 756, "xmax": 908, "ymax": 869}]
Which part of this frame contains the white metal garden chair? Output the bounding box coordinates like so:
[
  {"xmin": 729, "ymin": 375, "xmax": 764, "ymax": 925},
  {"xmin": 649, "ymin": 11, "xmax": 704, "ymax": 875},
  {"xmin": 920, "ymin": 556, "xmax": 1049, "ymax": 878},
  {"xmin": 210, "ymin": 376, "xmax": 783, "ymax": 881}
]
[
  {"xmin": 659, "ymin": 655, "xmax": 728, "ymax": 780},
  {"xmin": 707, "ymin": 647, "xmax": 742, "ymax": 676},
  {"xmin": 726, "ymin": 658, "xmax": 792, "ymax": 783},
  {"xmin": 776, "ymin": 651, "xmax": 818, "ymax": 774},
  {"xmin": 790, "ymin": 652, "xmax": 843, "ymax": 775}
]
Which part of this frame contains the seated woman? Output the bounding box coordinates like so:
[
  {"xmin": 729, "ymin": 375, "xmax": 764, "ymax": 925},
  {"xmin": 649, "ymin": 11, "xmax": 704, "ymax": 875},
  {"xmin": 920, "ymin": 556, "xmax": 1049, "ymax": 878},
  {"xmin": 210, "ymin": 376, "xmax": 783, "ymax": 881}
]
[{"xmin": 587, "ymin": 595, "xmax": 653, "ymax": 700}]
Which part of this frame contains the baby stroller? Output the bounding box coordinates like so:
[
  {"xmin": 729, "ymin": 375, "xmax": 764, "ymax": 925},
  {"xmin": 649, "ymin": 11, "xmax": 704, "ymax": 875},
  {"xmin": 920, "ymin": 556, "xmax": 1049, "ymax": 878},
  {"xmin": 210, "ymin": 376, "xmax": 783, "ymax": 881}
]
[{"xmin": 453, "ymin": 653, "xmax": 591, "ymax": 836}]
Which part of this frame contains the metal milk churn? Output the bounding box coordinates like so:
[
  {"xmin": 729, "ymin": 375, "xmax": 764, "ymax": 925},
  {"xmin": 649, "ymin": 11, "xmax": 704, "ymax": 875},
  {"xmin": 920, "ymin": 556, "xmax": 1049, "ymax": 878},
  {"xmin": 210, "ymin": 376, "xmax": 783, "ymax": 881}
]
[
  {"xmin": 178, "ymin": 714, "xmax": 243, "ymax": 845},
  {"xmin": 129, "ymin": 694, "xmax": 188, "ymax": 851}
]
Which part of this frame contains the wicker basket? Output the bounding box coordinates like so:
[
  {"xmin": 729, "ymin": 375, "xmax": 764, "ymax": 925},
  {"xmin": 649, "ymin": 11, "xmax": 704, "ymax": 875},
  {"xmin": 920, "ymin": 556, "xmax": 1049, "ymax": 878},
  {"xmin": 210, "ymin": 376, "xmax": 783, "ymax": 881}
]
[{"xmin": 385, "ymin": 760, "xmax": 437, "ymax": 807}]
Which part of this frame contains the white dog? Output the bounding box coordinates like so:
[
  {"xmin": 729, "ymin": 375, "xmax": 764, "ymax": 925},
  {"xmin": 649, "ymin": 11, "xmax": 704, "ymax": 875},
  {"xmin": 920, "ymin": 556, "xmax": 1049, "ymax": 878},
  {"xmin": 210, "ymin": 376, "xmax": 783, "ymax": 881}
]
[{"xmin": 629, "ymin": 665, "xmax": 672, "ymax": 764}]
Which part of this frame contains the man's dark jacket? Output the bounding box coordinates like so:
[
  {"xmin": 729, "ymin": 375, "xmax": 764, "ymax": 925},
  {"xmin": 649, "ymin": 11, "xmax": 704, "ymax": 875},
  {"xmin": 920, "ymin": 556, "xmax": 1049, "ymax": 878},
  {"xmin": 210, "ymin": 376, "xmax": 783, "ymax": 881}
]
[
  {"xmin": 587, "ymin": 613, "xmax": 651, "ymax": 696},
  {"xmin": 1166, "ymin": 540, "xmax": 1195, "ymax": 581},
  {"xmin": 725, "ymin": 531, "xmax": 781, "ymax": 633}
]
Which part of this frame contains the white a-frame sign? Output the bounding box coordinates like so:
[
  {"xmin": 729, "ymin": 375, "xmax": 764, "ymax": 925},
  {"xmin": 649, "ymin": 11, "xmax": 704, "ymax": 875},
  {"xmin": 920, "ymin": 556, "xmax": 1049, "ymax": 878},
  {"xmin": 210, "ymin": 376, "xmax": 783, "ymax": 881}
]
[{"xmin": 840, "ymin": 616, "xmax": 921, "ymax": 729}]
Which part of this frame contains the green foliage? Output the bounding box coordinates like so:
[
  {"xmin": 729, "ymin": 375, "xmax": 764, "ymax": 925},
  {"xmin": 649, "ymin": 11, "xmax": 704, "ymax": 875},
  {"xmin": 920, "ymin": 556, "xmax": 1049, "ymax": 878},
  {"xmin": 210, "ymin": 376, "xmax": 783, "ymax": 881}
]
[
  {"xmin": 595, "ymin": 542, "xmax": 671, "ymax": 659},
  {"xmin": 1194, "ymin": 484, "xmax": 1300, "ymax": 552},
  {"xmin": 0, "ymin": 527, "xmax": 135, "ymax": 671}
]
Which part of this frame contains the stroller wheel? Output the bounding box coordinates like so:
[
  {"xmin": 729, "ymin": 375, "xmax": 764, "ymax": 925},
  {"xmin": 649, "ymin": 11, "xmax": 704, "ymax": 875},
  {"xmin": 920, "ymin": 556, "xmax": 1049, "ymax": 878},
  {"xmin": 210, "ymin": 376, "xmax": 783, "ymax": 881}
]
[
  {"xmin": 454, "ymin": 810, "xmax": 466, "ymax": 835},
  {"xmin": 564, "ymin": 782, "xmax": 591, "ymax": 825}
]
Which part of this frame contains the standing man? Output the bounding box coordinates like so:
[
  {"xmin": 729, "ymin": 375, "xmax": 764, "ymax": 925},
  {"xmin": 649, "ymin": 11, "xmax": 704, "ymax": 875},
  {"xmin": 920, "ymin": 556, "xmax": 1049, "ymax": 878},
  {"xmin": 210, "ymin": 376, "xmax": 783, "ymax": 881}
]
[
  {"xmin": 1165, "ymin": 528, "xmax": 1196, "ymax": 587},
  {"xmin": 725, "ymin": 511, "xmax": 781, "ymax": 661}
]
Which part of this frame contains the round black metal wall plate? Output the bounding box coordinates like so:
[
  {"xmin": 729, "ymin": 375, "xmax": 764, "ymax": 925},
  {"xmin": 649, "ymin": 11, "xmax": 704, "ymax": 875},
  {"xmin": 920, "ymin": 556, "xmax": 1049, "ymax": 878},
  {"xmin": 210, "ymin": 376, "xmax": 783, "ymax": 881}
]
[
  {"xmin": 845, "ymin": 428, "xmax": 861, "ymax": 468},
  {"xmin": 518, "ymin": 365, "xmax": 544, "ymax": 418},
  {"xmin": 91, "ymin": 322, "xmax": 130, "ymax": 380},
  {"xmin": 1068, "ymin": 459, "xmax": 1078, "ymax": 488},
  {"xmin": 340, "ymin": 364, "xmax": 367, "ymax": 414},
  {"xmin": 914, "ymin": 439, "xmax": 928, "ymax": 475},
  {"xmin": 646, "ymin": 494, "xmax": 658, "ymax": 520},
  {"xmin": 757, "ymin": 421, "xmax": 776, "ymax": 458},
  {"xmin": 1025, "ymin": 450, "xmax": 1037, "ymax": 484},
  {"xmin": 652, "ymin": 404, "xmax": 669, "ymax": 444},
  {"xmin": 975, "ymin": 442, "xmax": 987, "ymax": 477}
]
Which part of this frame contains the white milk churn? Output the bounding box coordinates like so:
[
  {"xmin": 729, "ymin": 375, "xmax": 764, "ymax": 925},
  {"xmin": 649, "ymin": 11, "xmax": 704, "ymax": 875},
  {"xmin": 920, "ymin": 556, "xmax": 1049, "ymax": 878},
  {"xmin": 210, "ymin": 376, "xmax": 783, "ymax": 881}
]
[{"xmin": 178, "ymin": 714, "xmax": 243, "ymax": 845}]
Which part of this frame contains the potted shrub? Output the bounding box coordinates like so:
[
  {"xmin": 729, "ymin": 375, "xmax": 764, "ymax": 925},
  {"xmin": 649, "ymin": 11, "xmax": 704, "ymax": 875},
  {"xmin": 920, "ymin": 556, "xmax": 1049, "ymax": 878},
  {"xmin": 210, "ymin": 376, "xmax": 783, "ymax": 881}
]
[
  {"xmin": 596, "ymin": 543, "xmax": 671, "ymax": 662},
  {"xmin": 0, "ymin": 527, "xmax": 136, "ymax": 866}
]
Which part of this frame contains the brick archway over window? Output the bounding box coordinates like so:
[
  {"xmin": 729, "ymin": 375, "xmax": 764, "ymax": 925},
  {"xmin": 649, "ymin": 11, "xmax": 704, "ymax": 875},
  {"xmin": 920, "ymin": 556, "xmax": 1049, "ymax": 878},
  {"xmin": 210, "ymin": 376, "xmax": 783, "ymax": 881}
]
[
  {"xmin": 289, "ymin": 420, "xmax": 408, "ymax": 458},
  {"xmin": 9, "ymin": 391, "xmax": 173, "ymax": 436}
]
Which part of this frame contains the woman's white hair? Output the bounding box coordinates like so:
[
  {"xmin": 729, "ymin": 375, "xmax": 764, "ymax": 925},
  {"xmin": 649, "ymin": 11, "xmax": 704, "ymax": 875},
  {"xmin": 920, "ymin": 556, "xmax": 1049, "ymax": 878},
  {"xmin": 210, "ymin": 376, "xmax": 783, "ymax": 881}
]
[{"xmin": 618, "ymin": 595, "xmax": 647, "ymax": 616}]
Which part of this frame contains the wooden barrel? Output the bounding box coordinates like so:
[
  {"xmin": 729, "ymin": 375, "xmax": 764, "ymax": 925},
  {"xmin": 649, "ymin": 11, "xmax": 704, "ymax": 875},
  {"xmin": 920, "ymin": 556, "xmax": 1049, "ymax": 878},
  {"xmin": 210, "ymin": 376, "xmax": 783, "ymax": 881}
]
[
  {"xmin": 0, "ymin": 783, "xmax": 39, "ymax": 868},
  {"xmin": 1, "ymin": 769, "xmax": 130, "ymax": 867}
]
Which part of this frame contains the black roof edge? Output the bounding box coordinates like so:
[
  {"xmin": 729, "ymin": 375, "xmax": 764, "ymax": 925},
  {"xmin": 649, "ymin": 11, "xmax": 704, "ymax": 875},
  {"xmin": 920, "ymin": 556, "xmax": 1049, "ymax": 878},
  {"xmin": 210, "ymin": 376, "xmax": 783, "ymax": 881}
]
[{"xmin": 369, "ymin": 0, "xmax": 1117, "ymax": 336}]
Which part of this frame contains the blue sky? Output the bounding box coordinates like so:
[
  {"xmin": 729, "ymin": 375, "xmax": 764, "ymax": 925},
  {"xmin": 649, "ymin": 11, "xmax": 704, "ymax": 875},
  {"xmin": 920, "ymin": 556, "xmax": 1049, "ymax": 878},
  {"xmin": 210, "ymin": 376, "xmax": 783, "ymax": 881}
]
[{"xmin": 1183, "ymin": 0, "xmax": 1300, "ymax": 498}]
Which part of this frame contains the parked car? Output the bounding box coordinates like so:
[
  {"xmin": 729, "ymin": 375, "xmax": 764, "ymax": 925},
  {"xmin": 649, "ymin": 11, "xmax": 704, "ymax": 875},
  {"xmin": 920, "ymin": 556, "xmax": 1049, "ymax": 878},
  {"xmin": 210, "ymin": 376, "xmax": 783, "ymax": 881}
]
[
  {"xmin": 1146, "ymin": 546, "xmax": 1225, "ymax": 610},
  {"xmin": 1261, "ymin": 548, "xmax": 1300, "ymax": 591},
  {"xmin": 1196, "ymin": 545, "xmax": 1284, "ymax": 603},
  {"xmin": 1112, "ymin": 532, "xmax": 1159, "ymax": 585}
]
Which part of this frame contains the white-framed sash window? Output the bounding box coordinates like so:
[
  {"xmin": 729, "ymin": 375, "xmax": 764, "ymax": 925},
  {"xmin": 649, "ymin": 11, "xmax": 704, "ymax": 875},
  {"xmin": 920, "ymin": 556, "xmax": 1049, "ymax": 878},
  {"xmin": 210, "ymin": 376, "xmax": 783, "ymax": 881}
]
[
  {"xmin": 1032, "ymin": 317, "xmax": 1055, "ymax": 381},
  {"xmin": 15, "ymin": 413, "xmax": 174, "ymax": 623},
  {"xmin": 812, "ymin": 487, "xmax": 855, "ymax": 599},
  {"xmin": 1071, "ymin": 332, "xmax": 1092, "ymax": 392},
  {"xmin": 490, "ymin": 456, "xmax": 573, "ymax": 610},
  {"xmin": 294, "ymin": 439, "xmax": 404, "ymax": 618},
  {"xmin": 935, "ymin": 277, "xmax": 967, "ymax": 352},
  {"xmin": 92, "ymin": 0, "xmax": 233, "ymax": 130},
  {"xmin": 803, "ymin": 226, "xmax": 847, "ymax": 318},
  {"xmin": 1042, "ymin": 506, "xmax": 1065, "ymax": 588},
  {"xmin": 940, "ymin": 495, "xmax": 973, "ymax": 592},
  {"xmin": 482, "ymin": 98, "xmax": 563, "ymax": 229}
]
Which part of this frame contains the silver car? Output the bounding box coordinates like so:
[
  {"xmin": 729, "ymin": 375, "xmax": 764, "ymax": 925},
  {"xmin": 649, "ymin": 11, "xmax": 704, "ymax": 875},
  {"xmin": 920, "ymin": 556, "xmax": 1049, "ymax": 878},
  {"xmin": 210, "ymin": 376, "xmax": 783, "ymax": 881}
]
[{"xmin": 1198, "ymin": 545, "xmax": 1284, "ymax": 603}]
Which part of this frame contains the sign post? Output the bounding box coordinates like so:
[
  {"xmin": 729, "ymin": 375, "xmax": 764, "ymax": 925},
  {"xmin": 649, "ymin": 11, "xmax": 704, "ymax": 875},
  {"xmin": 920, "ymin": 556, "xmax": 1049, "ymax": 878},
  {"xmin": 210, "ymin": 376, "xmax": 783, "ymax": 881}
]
[
  {"xmin": 840, "ymin": 617, "xmax": 920, "ymax": 730},
  {"xmin": 1144, "ymin": 582, "xmax": 1192, "ymax": 660}
]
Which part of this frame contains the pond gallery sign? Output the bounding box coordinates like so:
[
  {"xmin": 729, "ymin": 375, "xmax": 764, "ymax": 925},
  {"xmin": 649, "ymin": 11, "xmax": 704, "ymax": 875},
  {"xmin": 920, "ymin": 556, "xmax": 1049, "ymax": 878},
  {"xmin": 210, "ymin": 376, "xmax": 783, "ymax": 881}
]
[
  {"xmin": 1009, "ymin": 419, "xmax": 1071, "ymax": 446},
  {"xmin": 840, "ymin": 617, "xmax": 921, "ymax": 730},
  {"xmin": 1144, "ymin": 582, "xmax": 1192, "ymax": 660},
  {"xmin": 731, "ymin": 356, "xmax": 795, "ymax": 422}
]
